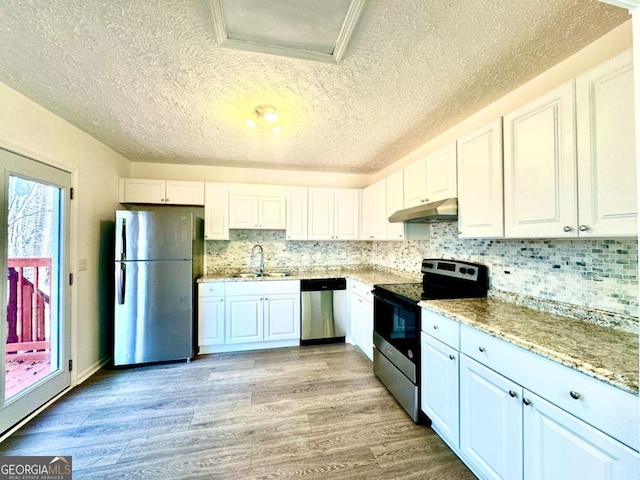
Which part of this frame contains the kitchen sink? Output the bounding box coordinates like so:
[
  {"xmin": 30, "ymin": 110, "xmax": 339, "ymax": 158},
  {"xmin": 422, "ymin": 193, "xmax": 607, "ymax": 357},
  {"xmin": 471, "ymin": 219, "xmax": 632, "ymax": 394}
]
[{"xmin": 232, "ymin": 271, "xmax": 291, "ymax": 278}]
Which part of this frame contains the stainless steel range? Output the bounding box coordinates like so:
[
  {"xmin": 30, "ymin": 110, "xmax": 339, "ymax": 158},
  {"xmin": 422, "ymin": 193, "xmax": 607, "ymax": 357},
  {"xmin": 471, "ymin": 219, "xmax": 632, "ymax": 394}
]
[{"xmin": 372, "ymin": 259, "xmax": 488, "ymax": 421}]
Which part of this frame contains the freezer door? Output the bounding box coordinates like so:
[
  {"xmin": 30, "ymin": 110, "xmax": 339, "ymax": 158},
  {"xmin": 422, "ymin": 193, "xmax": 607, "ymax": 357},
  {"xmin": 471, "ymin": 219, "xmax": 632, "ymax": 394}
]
[
  {"xmin": 114, "ymin": 260, "xmax": 194, "ymax": 365},
  {"xmin": 115, "ymin": 210, "xmax": 193, "ymax": 261}
]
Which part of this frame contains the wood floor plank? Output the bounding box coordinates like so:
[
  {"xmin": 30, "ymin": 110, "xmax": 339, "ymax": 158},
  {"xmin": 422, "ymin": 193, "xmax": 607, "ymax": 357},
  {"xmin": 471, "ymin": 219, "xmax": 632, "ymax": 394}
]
[{"xmin": 0, "ymin": 343, "xmax": 476, "ymax": 479}]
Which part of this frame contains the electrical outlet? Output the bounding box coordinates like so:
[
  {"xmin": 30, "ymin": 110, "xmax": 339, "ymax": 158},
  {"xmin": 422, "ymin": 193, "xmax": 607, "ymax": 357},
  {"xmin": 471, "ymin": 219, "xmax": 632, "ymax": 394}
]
[
  {"xmin": 227, "ymin": 254, "xmax": 234, "ymax": 262},
  {"xmin": 340, "ymin": 252, "xmax": 347, "ymax": 261},
  {"xmin": 313, "ymin": 252, "xmax": 322, "ymax": 261}
]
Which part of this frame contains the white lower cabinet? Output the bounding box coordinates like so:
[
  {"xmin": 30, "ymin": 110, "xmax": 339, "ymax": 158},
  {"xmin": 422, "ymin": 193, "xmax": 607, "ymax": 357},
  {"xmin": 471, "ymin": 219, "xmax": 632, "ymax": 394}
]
[
  {"xmin": 420, "ymin": 307, "xmax": 639, "ymax": 480},
  {"xmin": 199, "ymin": 280, "xmax": 300, "ymax": 353},
  {"xmin": 524, "ymin": 391, "xmax": 639, "ymax": 480},
  {"xmin": 198, "ymin": 283, "xmax": 225, "ymax": 347},
  {"xmin": 459, "ymin": 355, "xmax": 524, "ymax": 480},
  {"xmin": 420, "ymin": 331, "xmax": 459, "ymax": 448},
  {"xmin": 349, "ymin": 279, "xmax": 373, "ymax": 360}
]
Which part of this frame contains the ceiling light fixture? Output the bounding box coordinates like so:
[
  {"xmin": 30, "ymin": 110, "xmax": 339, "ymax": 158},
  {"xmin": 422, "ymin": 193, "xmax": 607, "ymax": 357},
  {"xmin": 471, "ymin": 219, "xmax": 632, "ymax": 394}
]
[{"xmin": 245, "ymin": 104, "xmax": 281, "ymax": 134}]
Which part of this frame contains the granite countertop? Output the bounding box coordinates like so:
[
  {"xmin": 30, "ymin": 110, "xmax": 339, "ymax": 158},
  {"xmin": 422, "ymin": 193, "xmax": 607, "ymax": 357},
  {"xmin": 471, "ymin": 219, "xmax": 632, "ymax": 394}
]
[
  {"xmin": 419, "ymin": 297, "xmax": 639, "ymax": 395},
  {"xmin": 198, "ymin": 267, "xmax": 421, "ymax": 286}
]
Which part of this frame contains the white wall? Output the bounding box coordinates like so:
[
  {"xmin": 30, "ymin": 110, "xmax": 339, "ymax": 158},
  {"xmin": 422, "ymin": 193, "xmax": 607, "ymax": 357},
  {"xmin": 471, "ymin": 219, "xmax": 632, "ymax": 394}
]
[
  {"xmin": 130, "ymin": 162, "xmax": 371, "ymax": 188},
  {"xmin": 0, "ymin": 82, "xmax": 130, "ymax": 384}
]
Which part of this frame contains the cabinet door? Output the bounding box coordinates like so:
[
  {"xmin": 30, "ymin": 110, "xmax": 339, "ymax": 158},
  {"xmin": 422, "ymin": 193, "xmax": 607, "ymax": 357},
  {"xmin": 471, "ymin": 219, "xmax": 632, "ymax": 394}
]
[
  {"xmin": 229, "ymin": 194, "xmax": 259, "ymax": 229},
  {"xmin": 524, "ymin": 391, "xmax": 639, "ymax": 480},
  {"xmin": 385, "ymin": 170, "xmax": 405, "ymax": 240},
  {"xmin": 361, "ymin": 296, "xmax": 373, "ymax": 361},
  {"xmin": 198, "ymin": 296, "xmax": 225, "ymax": 346},
  {"xmin": 308, "ymin": 188, "xmax": 334, "ymax": 240},
  {"xmin": 361, "ymin": 180, "xmax": 386, "ymax": 240},
  {"xmin": 259, "ymin": 195, "xmax": 286, "ymax": 229},
  {"xmin": 504, "ymin": 82, "xmax": 577, "ymax": 238},
  {"xmin": 286, "ymin": 187, "xmax": 308, "ymax": 240},
  {"xmin": 165, "ymin": 180, "xmax": 205, "ymax": 205},
  {"xmin": 460, "ymin": 355, "xmax": 523, "ymax": 480},
  {"xmin": 264, "ymin": 293, "xmax": 301, "ymax": 341},
  {"xmin": 349, "ymin": 291, "xmax": 363, "ymax": 349},
  {"xmin": 576, "ymin": 49, "xmax": 637, "ymax": 237},
  {"xmin": 225, "ymin": 295, "xmax": 263, "ymax": 343},
  {"xmin": 204, "ymin": 182, "xmax": 229, "ymax": 240},
  {"xmin": 120, "ymin": 178, "xmax": 166, "ymax": 204},
  {"xmin": 457, "ymin": 119, "xmax": 504, "ymax": 238},
  {"xmin": 403, "ymin": 158, "xmax": 427, "ymax": 208},
  {"xmin": 420, "ymin": 332, "xmax": 460, "ymax": 448},
  {"xmin": 425, "ymin": 142, "xmax": 457, "ymax": 203},
  {"xmin": 334, "ymin": 188, "xmax": 360, "ymax": 240}
]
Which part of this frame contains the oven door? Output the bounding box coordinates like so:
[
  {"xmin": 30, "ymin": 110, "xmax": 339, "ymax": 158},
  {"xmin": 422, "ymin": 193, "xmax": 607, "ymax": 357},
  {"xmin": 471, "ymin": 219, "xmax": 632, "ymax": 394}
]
[{"xmin": 372, "ymin": 290, "xmax": 420, "ymax": 364}]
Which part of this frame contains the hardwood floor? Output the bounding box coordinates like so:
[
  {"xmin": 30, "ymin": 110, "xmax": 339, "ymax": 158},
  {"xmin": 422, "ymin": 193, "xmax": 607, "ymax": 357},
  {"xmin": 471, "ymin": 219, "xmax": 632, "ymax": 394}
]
[{"xmin": 0, "ymin": 344, "xmax": 476, "ymax": 479}]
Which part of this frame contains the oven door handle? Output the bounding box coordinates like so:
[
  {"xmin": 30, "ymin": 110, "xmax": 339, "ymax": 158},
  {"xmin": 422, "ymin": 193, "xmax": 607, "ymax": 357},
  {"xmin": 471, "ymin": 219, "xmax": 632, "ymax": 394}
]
[{"xmin": 372, "ymin": 291, "xmax": 418, "ymax": 310}]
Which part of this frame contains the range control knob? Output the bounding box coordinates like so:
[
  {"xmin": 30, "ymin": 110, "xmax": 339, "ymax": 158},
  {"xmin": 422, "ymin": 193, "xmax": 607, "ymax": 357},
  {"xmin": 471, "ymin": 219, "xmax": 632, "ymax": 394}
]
[
  {"xmin": 424, "ymin": 262, "xmax": 434, "ymax": 269},
  {"xmin": 466, "ymin": 268, "xmax": 475, "ymax": 275},
  {"xmin": 459, "ymin": 267, "xmax": 467, "ymax": 274}
]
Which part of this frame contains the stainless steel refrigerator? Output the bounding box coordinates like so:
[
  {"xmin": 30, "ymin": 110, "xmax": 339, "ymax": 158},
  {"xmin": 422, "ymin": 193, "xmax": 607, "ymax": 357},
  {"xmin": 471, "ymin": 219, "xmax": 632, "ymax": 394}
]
[{"xmin": 113, "ymin": 210, "xmax": 203, "ymax": 366}]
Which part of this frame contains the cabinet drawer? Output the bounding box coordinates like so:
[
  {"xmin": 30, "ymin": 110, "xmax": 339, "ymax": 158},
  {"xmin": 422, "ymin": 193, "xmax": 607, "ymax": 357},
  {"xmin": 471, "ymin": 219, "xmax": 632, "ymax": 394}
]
[
  {"xmin": 421, "ymin": 308, "xmax": 460, "ymax": 349},
  {"xmin": 199, "ymin": 282, "xmax": 225, "ymax": 297},
  {"xmin": 461, "ymin": 324, "xmax": 639, "ymax": 451},
  {"xmin": 350, "ymin": 280, "xmax": 373, "ymax": 300},
  {"xmin": 225, "ymin": 279, "xmax": 300, "ymax": 296}
]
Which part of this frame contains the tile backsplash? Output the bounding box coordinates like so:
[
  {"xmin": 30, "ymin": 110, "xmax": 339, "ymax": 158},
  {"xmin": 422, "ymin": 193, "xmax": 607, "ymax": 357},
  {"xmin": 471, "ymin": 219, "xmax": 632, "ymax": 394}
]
[{"xmin": 205, "ymin": 223, "xmax": 638, "ymax": 317}]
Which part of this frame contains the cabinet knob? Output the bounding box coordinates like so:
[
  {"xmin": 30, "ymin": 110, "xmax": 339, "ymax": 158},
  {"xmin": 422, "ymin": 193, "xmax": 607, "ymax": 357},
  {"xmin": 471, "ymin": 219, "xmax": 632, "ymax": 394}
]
[
  {"xmin": 563, "ymin": 225, "xmax": 573, "ymax": 232},
  {"xmin": 433, "ymin": 325, "xmax": 439, "ymax": 330},
  {"xmin": 458, "ymin": 231, "xmax": 462, "ymax": 235},
  {"xmin": 522, "ymin": 398, "xmax": 532, "ymax": 406},
  {"xmin": 509, "ymin": 390, "xmax": 518, "ymax": 398},
  {"xmin": 264, "ymin": 297, "xmax": 268, "ymax": 301},
  {"xmin": 578, "ymin": 225, "xmax": 588, "ymax": 232},
  {"xmin": 478, "ymin": 346, "xmax": 486, "ymax": 353},
  {"xmin": 449, "ymin": 354, "xmax": 455, "ymax": 360},
  {"xmin": 569, "ymin": 391, "xmax": 581, "ymax": 400},
  {"xmin": 369, "ymin": 236, "xmax": 374, "ymax": 239}
]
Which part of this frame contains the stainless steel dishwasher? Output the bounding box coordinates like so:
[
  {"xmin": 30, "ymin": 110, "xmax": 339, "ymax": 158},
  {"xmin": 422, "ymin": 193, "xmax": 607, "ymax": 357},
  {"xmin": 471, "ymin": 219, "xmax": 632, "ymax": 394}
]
[{"xmin": 300, "ymin": 278, "xmax": 347, "ymax": 345}]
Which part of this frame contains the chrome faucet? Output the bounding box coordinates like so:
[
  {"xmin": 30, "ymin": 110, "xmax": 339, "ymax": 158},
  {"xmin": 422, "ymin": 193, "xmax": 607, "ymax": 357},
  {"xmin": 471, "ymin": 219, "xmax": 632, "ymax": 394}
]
[{"xmin": 250, "ymin": 244, "xmax": 264, "ymax": 275}]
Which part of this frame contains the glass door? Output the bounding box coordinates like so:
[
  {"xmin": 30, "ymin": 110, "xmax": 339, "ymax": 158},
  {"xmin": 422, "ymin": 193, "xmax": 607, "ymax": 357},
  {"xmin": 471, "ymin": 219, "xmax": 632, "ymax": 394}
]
[{"xmin": 0, "ymin": 148, "xmax": 71, "ymax": 434}]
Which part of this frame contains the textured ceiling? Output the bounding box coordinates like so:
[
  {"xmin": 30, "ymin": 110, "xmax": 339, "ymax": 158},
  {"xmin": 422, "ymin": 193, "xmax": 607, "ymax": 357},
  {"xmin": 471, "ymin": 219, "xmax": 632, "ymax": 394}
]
[{"xmin": 0, "ymin": 1, "xmax": 630, "ymax": 174}]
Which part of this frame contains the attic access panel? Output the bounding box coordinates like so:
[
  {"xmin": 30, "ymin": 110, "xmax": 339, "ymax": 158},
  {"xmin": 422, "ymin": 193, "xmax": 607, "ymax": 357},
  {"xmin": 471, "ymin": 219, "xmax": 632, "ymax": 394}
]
[{"xmin": 209, "ymin": 0, "xmax": 365, "ymax": 63}]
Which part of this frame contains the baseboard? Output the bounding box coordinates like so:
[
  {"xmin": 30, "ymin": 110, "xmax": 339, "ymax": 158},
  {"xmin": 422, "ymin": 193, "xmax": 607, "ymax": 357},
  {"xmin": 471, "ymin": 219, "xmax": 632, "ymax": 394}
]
[{"xmin": 74, "ymin": 353, "xmax": 112, "ymax": 386}]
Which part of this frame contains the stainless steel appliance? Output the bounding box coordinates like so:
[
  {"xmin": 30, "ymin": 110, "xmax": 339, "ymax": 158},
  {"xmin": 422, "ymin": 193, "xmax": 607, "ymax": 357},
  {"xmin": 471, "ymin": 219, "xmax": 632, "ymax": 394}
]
[
  {"xmin": 113, "ymin": 210, "xmax": 203, "ymax": 366},
  {"xmin": 372, "ymin": 259, "xmax": 488, "ymax": 421},
  {"xmin": 300, "ymin": 278, "xmax": 347, "ymax": 345}
]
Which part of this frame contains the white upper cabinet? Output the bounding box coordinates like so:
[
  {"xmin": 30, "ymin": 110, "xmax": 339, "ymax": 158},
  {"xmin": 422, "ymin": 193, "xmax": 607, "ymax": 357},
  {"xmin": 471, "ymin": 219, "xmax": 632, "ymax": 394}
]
[
  {"xmin": 576, "ymin": 49, "xmax": 636, "ymax": 237},
  {"xmin": 503, "ymin": 82, "xmax": 577, "ymax": 238},
  {"xmin": 119, "ymin": 178, "xmax": 205, "ymax": 205},
  {"xmin": 361, "ymin": 179, "xmax": 387, "ymax": 240},
  {"xmin": 228, "ymin": 184, "xmax": 286, "ymax": 230},
  {"xmin": 403, "ymin": 142, "xmax": 457, "ymax": 209},
  {"xmin": 425, "ymin": 142, "xmax": 457, "ymax": 202},
  {"xmin": 204, "ymin": 182, "xmax": 229, "ymax": 240},
  {"xmin": 308, "ymin": 187, "xmax": 359, "ymax": 240},
  {"xmin": 385, "ymin": 170, "xmax": 406, "ymax": 240},
  {"xmin": 457, "ymin": 119, "xmax": 504, "ymax": 238},
  {"xmin": 504, "ymin": 50, "xmax": 636, "ymax": 239},
  {"xmin": 403, "ymin": 157, "xmax": 427, "ymax": 208},
  {"xmin": 286, "ymin": 186, "xmax": 308, "ymax": 240}
]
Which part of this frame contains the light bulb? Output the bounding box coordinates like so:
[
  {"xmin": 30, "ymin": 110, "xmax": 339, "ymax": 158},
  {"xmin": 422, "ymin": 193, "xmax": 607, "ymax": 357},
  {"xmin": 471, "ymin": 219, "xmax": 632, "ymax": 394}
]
[
  {"xmin": 263, "ymin": 109, "xmax": 278, "ymax": 123},
  {"xmin": 271, "ymin": 125, "xmax": 282, "ymax": 135},
  {"xmin": 245, "ymin": 117, "xmax": 256, "ymax": 128}
]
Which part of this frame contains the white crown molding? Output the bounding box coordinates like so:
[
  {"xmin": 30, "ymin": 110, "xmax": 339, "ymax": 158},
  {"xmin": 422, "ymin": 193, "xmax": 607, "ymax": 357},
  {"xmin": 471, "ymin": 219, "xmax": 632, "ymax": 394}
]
[{"xmin": 208, "ymin": 0, "xmax": 365, "ymax": 64}]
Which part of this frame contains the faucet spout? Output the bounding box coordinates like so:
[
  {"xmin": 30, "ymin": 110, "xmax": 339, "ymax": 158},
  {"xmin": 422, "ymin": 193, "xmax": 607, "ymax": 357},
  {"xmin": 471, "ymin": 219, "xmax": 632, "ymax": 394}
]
[{"xmin": 250, "ymin": 244, "xmax": 264, "ymax": 275}]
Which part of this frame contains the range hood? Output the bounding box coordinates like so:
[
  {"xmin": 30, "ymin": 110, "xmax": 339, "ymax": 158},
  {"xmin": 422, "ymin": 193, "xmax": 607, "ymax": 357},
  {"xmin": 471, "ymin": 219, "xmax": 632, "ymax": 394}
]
[{"xmin": 388, "ymin": 198, "xmax": 458, "ymax": 223}]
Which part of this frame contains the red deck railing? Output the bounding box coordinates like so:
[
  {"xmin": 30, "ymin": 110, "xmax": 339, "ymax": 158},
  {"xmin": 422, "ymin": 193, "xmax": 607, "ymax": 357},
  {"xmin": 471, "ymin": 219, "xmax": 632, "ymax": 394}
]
[{"xmin": 6, "ymin": 258, "xmax": 51, "ymax": 361}]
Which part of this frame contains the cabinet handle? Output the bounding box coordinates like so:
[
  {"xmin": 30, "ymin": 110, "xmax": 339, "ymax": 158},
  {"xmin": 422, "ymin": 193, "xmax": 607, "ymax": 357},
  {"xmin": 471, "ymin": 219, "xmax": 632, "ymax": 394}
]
[
  {"xmin": 578, "ymin": 225, "xmax": 588, "ymax": 232},
  {"xmin": 523, "ymin": 398, "xmax": 532, "ymax": 406},
  {"xmin": 449, "ymin": 354, "xmax": 455, "ymax": 360},
  {"xmin": 569, "ymin": 391, "xmax": 581, "ymax": 400},
  {"xmin": 509, "ymin": 390, "xmax": 518, "ymax": 398},
  {"xmin": 478, "ymin": 346, "xmax": 485, "ymax": 352},
  {"xmin": 563, "ymin": 225, "xmax": 573, "ymax": 232}
]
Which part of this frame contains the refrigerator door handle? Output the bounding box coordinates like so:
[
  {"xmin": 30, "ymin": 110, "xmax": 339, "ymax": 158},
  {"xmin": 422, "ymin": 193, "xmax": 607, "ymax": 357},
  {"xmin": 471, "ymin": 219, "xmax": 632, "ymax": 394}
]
[
  {"xmin": 117, "ymin": 263, "xmax": 126, "ymax": 305},
  {"xmin": 120, "ymin": 217, "xmax": 127, "ymax": 260}
]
